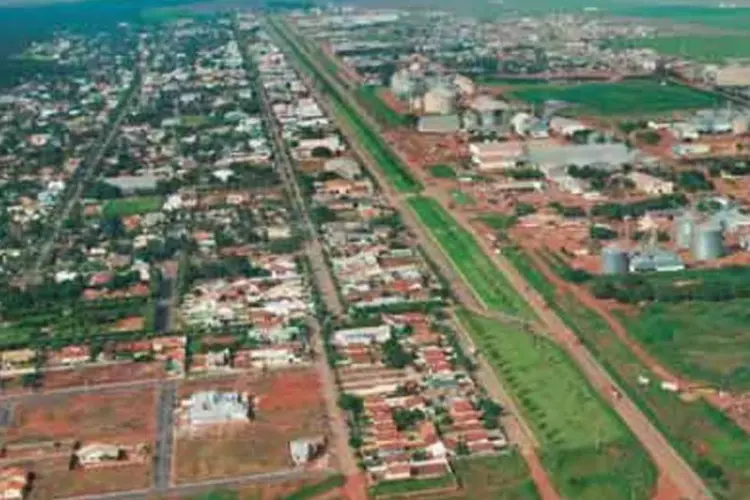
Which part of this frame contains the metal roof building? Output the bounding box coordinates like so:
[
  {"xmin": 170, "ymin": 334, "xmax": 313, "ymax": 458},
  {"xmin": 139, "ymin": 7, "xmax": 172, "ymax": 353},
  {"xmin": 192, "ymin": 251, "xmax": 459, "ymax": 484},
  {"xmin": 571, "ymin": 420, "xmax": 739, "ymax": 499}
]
[{"xmin": 527, "ymin": 143, "xmax": 635, "ymax": 171}]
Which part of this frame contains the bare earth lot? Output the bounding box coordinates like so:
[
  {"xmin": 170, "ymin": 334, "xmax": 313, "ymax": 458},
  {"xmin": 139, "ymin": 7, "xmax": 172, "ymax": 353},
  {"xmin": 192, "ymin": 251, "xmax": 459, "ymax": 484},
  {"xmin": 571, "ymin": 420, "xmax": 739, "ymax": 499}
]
[{"xmin": 174, "ymin": 369, "xmax": 328, "ymax": 484}]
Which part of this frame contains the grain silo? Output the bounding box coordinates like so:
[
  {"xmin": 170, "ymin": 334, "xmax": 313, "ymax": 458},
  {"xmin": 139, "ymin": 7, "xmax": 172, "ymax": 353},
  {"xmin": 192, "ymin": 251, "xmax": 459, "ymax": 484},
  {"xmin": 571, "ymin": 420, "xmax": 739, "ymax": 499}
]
[
  {"xmin": 601, "ymin": 246, "xmax": 630, "ymax": 275},
  {"xmin": 691, "ymin": 223, "xmax": 725, "ymax": 261},
  {"xmin": 673, "ymin": 213, "xmax": 696, "ymax": 249},
  {"xmin": 732, "ymin": 116, "xmax": 749, "ymax": 135}
]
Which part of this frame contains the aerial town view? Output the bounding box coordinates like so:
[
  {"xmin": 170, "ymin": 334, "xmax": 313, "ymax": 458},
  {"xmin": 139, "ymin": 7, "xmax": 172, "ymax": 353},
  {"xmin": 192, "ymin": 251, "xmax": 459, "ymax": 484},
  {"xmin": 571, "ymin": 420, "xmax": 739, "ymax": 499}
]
[{"xmin": 1, "ymin": 0, "xmax": 750, "ymax": 499}]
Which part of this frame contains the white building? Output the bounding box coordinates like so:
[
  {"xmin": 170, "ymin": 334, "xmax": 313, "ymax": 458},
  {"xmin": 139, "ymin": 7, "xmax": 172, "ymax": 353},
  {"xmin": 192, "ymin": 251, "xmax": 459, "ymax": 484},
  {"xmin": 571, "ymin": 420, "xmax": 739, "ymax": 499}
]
[
  {"xmin": 628, "ymin": 172, "xmax": 674, "ymax": 195},
  {"xmin": 181, "ymin": 391, "xmax": 250, "ymax": 428},
  {"xmin": 332, "ymin": 325, "xmax": 391, "ymax": 346},
  {"xmin": 469, "ymin": 142, "xmax": 525, "ymax": 171}
]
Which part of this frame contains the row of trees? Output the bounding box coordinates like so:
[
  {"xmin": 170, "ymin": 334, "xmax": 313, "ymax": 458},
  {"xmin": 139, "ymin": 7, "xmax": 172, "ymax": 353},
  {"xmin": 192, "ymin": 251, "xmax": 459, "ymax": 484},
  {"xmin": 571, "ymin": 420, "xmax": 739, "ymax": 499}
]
[{"xmin": 591, "ymin": 267, "xmax": 750, "ymax": 304}]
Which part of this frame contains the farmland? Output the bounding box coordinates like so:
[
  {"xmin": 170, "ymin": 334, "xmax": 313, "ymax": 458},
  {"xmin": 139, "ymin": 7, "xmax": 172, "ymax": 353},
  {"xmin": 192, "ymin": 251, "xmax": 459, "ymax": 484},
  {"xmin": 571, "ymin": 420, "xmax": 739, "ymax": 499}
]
[
  {"xmin": 456, "ymin": 310, "xmax": 655, "ymax": 500},
  {"xmin": 618, "ymin": 300, "xmax": 750, "ymax": 391},
  {"xmin": 101, "ymin": 196, "xmax": 164, "ymax": 218},
  {"xmin": 173, "ymin": 369, "xmax": 327, "ymax": 483},
  {"xmin": 618, "ymin": 35, "xmax": 750, "ymax": 63},
  {"xmin": 507, "ymin": 80, "xmax": 722, "ymax": 116},
  {"xmin": 609, "ymin": 5, "xmax": 750, "ymax": 32},
  {"xmin": 408, "ymin": 196, "xmax": 534, "ymax": 319},
  {"xmin": 504, "ymin": 247, "xmax": 750, "ymax": 499}
]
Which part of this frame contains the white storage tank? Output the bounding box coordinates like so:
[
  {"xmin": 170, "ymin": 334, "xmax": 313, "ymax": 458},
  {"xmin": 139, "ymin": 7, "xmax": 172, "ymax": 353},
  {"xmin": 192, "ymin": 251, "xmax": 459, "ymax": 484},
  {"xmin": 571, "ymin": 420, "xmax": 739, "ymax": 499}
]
[
  {"xmin": 691, "ymin": 223, "xmax": 725, "ymax": 261},
  {"xmin": 601, "ymin": 245, "xmax": 630, "ymax": 275}
]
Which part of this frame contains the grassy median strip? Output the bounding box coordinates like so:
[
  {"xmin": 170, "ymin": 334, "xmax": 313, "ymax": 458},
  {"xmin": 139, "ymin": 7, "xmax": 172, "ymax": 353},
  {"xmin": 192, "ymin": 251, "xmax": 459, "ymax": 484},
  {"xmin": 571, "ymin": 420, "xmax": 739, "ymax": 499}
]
[
  {"xmin": 408, "ymin": 196, "xmax": 533, "ymax": 319},
  {"xmin": 269, "ymin": 18, "xmax": 422, "ymax": 193},
  {"xmin": 504, "ymin": 246, "xmax": 750, "ymax": 499},
  {"xmin": 457, "ymin": 310, "xmax": 656, "ymax": 500}
]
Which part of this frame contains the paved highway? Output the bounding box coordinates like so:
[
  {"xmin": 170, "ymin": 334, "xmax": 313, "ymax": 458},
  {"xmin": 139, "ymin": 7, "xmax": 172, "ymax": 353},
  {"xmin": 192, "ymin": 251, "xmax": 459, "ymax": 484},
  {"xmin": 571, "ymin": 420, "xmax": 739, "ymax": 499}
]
[
  {"xmin": 153, "ymin": 380, "xmax": 177, "ymax": 491},
  {"xmin": 267, "ymin": 17, "xmax": 712, "ymax": 500}
]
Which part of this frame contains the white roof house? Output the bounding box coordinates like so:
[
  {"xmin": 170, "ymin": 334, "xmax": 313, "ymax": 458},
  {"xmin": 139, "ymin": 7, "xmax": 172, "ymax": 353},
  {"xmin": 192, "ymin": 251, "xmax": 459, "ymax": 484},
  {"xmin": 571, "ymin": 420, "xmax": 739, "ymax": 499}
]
[
  {"xmin": 182, "ymin": 391, "xmax": 250, "ymax": 427},
  {"xmin": 332, "ymin": 325, "xmax": 392, "ymax": 347}
]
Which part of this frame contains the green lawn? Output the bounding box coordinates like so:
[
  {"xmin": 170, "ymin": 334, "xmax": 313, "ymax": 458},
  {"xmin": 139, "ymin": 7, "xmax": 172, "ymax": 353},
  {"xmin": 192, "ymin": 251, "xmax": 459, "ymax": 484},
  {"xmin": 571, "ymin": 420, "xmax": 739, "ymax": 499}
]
[
  {"xmin": 478, "ymin": 213, "xmax": 518, "ymax": 230},
  {"xmin": 447, "ymin": 453, "xmax": 540, "ymax": 500},
  {"xmin": 618, "ymin": 300, "xmax": 750, "ymax": 391},
  {"xmin": 619, "ymin": 35, "xmax": 750, "ymax": 63},
  {"xmin": 369, "ymin": 474, "xmax": 456, "ymax": 497},
  {"xmin": 610, "ymin": 5, "xmax": 750, "ymax": 32},
  {"xmin": 429, "ymin": 164, "xmax": 457, "ymax": 178},
  {"xmin": 505, "ymin": 247, "xmax": 750, "ymax": 499},
  {"xmin": 270, "ymin": 18, "xmax": 422, "ymax": 193},
  {"xmin": 409, "ymin": 196, "xmax": 534, "ymax": 319},
  {"xmin": 102, "ymin": 196, "xmax": 163, "ymax": 218},
  {"xmin": 451, "ymin": 189, "xmax": 475, "ymax": 206},
  {"xmin": 457, "ymin": 310, "xmax": 655, "ymax": 500},
  {"xmin": 508, "ymin": 80, "xmax": 722, "ymax": 116},
  {"xmin": 356, "ymin": 85, "xmax": 411, "ymax": 127}
]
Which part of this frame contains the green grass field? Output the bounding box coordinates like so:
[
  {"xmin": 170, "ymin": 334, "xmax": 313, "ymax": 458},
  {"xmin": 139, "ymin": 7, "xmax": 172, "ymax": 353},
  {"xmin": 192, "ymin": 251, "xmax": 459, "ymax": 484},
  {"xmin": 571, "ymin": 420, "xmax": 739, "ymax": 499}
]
[
  {"xmin": 271, "ymin": 18, "xmax": 422, "ymax": 193},
  {"xmin": 447, "ymin": 453, "xmax": 540, "ymax": 500},
  {"xmin": 508, "ymin": 80, "xmax": 722, "ymax": 116},
  {"xmin": 409, "ymin": 196, "xmax": 533, "ymax": 319},
  {"xmin": 504, "ymin": 247, "xmax": 750, "ymax": 499},
  {"xmin": 356, "ymin": 85, "xmax": 411, "ymax": 127},
  {"xmin": 451, "ymin": 189, "xmax": 475, "ymax": 206},
  {"xmin": 457, "ymin": 310, "xmax": 655, "ymax": 500},
  {"xmin": 369, "ymin": 474, "xmax": 456, "ymax": 497},
  {"xmin": 429, "ymin": 164, "xmax": 457, "ymax": 178},
  {"xmin": 618, "ymin": 300, "xmax": 750, "ymax": 391},
  {"xmin": 609, "ymin": 5, "xmax": 750, "ymax": 32},
  {"xmin": 102, "ymin": 196, "xmax": 163, "ymax": 218},
  {"xmin": 619, "ymin": 35, "xmax": 750, "ymax": 63}
]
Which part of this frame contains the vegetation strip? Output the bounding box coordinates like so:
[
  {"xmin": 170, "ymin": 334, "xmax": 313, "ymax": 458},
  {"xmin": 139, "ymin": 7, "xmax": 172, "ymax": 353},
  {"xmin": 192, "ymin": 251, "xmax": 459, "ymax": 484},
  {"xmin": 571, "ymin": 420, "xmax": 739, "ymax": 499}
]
[
  {"xmin": 408, "ymin": 196, "xmax": 534, "ymax": 319},
  {"xmin": 456, "ymin": 310, "xmax": 656, "ymax": 500},
  {"xmin": 503, "ymin": 246, "xmax": 750, "ymax": 499},
  {"xmin": 269, "ymin": 18, "xmax": 422, "ymax": 193}
]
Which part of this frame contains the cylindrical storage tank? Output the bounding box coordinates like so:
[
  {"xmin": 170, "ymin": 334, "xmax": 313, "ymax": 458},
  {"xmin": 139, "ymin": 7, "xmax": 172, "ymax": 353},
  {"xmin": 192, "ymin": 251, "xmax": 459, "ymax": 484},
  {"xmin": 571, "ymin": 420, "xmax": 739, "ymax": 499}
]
[
  {"xmin": 692, "ymin": 224, "xmax": 725, "ymax": 261},
  {"xmin": 733, "ymin": 116, "xmax": 749, "ymax": 135},
  {"xmin": 601, "ymin": 246, "xmax": 630, "ymax": 275},
  {"xmin": 673, "ymin": 214, "xmax": 696, "ymax": 249}
]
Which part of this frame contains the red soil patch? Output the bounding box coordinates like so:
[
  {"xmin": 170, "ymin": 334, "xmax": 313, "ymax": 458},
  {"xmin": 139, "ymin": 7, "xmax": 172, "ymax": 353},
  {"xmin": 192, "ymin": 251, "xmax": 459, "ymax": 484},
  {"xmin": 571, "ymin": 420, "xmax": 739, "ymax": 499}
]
[{"xmin": 4, "ymin": 387, "xmax": 157, "ymax": 445}]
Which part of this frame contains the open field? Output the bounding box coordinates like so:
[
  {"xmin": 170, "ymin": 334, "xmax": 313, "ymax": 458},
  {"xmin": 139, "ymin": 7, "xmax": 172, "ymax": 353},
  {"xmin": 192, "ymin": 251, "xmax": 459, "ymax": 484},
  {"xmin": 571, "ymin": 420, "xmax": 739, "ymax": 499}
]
[
  {"xmin": 369, "ymin": 474, "xmax": 457, "ymax": 497},
  {"xmin": 618, "ymin": 300, "xmax": 750, "ymax": 391},
  {"xmin": 457, "ymin": 310, "xmax": 655, "ymax": 500},
  {"xmin": 174, "ymin": 369, "xmax": 327, "ymax": 483},
  {"xmin": 618, "ymin": 35, "xmax": 750, "ymax": 63},
  {"xmin": 356, "ymin": 85, "xmax": 410, "ymax": 127},
  {"xmin": 271, "ymin": 17, "xmax": 421, "ymax": 193},
  {"xmin": 429, "ymin": 164, "xmax": 457, "ymax": 178},
  {"xmin": 28, "ymin": 459, "xmax": 151, "ymax": 499},
  {"xmin": 507, "ymin": 80, "xmax": 722, "ymax": 116},
  {"xmin": 3, "ymin": 386, "xmax": 157, "ymax": 444},
  {"xmin": 446, "ymin": 453, "xmax": 540, "ymax": 500},
  {"xmin": 39, "ymin": 361, "xmax": 167, "ymax": 390},
  {"xmin": 609, "ymin": 5, "xmax": 750, "ymax": 32},
  {"xmin": 190, "ymin": 474, "xmax": 343, "ymax": 500},
  {"xmin": 102, "ymin": 196, "xmax": 164, "ymax": 218},
  {"xmin": 409, "ymin": 196, "xmax": 534, "ymax": 319},
  {"xmin": 450, "ymin": 189, "xmax": 475, "ymax": 206},
  {"xmin": 503, "ymin": 246, "xmax": 750, "ymax": 499}
]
